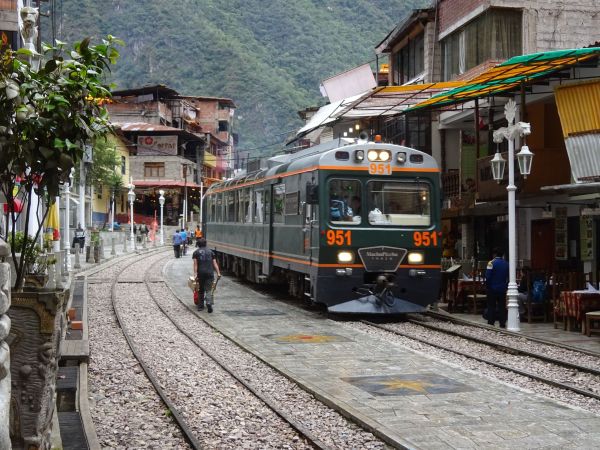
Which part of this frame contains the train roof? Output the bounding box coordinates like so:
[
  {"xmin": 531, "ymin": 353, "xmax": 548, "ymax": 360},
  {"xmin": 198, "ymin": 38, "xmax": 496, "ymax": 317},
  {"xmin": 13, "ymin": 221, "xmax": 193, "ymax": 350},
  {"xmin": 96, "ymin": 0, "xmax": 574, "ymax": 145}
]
[{"xmin": 206, "ymin": 140, "xmax": 438, "ymax": 194}]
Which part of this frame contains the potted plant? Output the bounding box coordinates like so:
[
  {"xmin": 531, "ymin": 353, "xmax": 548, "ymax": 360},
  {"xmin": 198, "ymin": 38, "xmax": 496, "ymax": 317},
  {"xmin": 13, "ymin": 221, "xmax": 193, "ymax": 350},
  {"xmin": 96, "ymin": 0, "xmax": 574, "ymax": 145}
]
[{"xmin": 87, "ymin": 230, "xmax": 101, "ymax": 262}]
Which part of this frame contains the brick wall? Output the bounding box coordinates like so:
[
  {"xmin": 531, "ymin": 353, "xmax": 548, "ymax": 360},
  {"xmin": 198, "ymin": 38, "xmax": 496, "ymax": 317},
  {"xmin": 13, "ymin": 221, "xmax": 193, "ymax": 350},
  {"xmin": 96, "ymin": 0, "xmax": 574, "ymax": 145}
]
[{"xmin": 438, "ymin": 0, "xmax": 487, "ymax": 34}]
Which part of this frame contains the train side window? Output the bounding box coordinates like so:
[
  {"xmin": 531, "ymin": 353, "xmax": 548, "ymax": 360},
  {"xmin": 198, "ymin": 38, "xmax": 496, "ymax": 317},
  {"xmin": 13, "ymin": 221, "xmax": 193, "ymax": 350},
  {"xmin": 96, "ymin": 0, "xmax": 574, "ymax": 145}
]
[
  {"xmin": 285, "ymin": 192, "xmax": 299, "ymax": 216},
  {"xmin": 206, "ymin": 196, "xmax": 213, "ymax": 222},
  {"xmin": 273, "ymin": 183, "xmax": 285, "ymax": 223},
  {"xmin": 226, "ymin": 191, "xmax": 235, "ymax": 222},
  {"xmin": 216, "ymin": 194, "xmax": 222, "ymax": 222},
  {"xmin": 328, "ymin": 179, "xmax": 361, "ymax": 225},
  {"xmin": 254, "ymin": 190, "xmax": 264, "ymax": 223}
]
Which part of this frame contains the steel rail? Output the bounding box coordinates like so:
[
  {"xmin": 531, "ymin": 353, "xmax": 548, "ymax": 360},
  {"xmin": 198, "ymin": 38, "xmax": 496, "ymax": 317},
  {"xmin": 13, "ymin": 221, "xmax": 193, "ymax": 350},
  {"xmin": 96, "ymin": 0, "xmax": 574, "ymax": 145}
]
[
  {"xmin": 361, "ymin": 320, "xmax": 600, "ymax": 402},
  {"xmin": 142, "ymin": 264, "xmax": 331, "ymax": 450},
  {"xmin": 109, "ymin": 252, "xmax": 203, "ymax": 450},
  {"xmin": 406, "ymin": 316, "xmax": 600, "ymax": 377},
  {"xmin": 425, "ymin": 310, "xmax": 600, "ymax": 358}
]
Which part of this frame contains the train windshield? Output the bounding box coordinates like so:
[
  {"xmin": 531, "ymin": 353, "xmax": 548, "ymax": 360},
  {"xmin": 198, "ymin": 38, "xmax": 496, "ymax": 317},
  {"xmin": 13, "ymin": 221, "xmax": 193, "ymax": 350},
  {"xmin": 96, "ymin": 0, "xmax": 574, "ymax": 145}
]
[
  {"xmin": 328, "ymin": 179, "xmax": 362, "ymax": 225},
  {"xmin": 367, "ymin": 180, "xmax": 431, "ymax": 227}
]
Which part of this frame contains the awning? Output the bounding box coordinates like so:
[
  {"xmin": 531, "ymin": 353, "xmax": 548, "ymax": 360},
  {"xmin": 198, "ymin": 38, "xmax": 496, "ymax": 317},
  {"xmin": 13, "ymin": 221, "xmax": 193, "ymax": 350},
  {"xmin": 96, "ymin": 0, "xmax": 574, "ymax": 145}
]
[
  {"xmin": 335, "ymin": 82, "xmax": 464, "ymax": 118},
  {"xmin": 294, "ymin": 82, "xmax": 463, "ymax": 141},
  {"xmin": 407, "ymin": 47, "xmax": 600, "ymax": 111},
  {"xmin": 541, "ymin": 182, "xmax": 600, "ymax": 195}
]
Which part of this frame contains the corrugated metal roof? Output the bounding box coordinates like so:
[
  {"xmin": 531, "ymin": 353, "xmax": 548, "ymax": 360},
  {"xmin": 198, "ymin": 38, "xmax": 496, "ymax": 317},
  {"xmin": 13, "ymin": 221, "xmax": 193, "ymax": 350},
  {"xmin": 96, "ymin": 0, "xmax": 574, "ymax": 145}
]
[
  {"xmin": 565, "ymin": 134, "xmax": 600, "ymax": 183},
  {"xmin": 115, "ymin": 122, "xmax": 181, "ymax": 132},
  {"xmin": 554, "ymin": 79, "xmax": 600, "ymax": 138}
]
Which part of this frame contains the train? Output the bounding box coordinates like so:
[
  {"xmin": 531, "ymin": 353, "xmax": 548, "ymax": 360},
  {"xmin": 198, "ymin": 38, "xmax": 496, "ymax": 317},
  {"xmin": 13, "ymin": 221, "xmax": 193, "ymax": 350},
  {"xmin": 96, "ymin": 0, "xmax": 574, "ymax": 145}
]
[{"xmin": 203, "ymin": 137, "xmax": 442, "ymax": 313}]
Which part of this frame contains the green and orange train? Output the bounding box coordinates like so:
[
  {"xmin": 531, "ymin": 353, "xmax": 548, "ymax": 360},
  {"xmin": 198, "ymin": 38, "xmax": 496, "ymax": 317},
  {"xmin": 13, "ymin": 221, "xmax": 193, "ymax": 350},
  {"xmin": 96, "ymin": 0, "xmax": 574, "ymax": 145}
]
[{"xmin": 203, "ymin": 139, "xmax": 442, "ymax": 313}]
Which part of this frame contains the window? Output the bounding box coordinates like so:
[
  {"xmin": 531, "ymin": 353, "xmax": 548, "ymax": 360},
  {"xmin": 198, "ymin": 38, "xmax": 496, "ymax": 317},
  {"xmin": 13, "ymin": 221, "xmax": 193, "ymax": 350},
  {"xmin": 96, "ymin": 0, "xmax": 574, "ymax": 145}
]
[
  {"xmin": 442, "ymin": 8, "xmax": 522, "ymax": 80},
  {"xmin": 239, "ymin": 189, "xmax": 251, "ymax": 223},
  {"xmin": 144, "ymin": 162, "xmax": 165, "ymax": 177},
  {"xmin": 273, "ymin": 184, "xmax": 285, "ymax": 223},
  {"xmin": 216, "ymin": 194, "xmax": 223, "ymax": 222},
  {"xmin": 284, "ymin": 192, "xmax": 299, "ymax": 216},
  {"xmin": 367, "ymin": 181, "xmax": 431, "ymax": 226},
  {"xmin": 121, "ymin": 156, "xmax": 127, "ymax": 175},
  {"xmin": 226, "ymin": 191, "xmax": 235, "ymax": 221},
  {"xmin": 393, "ymin": 33, "xmax": 425, "ymax": 85},
  {"xmin": 218, "ymin": 120, "xmax": 229, "ymax": 132},
  {"xmin": 254, "ymin": 190, "xmax": 264, "ymax": 223},
  {"xmin": 328, "ymin": 179, "xmax": 362, "ymax": 225},
  {"xmin": 96, "ymin": 184, "xmax": 103, "ymax": 199}
]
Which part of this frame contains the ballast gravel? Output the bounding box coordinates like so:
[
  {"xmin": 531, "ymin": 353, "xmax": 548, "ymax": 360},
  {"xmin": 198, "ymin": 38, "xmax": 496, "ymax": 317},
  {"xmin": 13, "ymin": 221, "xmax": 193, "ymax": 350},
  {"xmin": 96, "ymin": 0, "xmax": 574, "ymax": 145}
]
[{"xmin": 87, "ymin": 252, "xmax": 388, "ymax": 449}]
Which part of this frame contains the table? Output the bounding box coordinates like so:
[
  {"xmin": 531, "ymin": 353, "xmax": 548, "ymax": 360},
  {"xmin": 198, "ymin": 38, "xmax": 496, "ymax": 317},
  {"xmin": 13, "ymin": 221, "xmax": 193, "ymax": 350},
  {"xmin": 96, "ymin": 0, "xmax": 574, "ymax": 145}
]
[
  {"xmin": 453, "ymin": 279, "xmax": 486, "ymax": 313},
  {"xmin": 559, "ymin": 291, "xmax": 600, "ymax": 333}
]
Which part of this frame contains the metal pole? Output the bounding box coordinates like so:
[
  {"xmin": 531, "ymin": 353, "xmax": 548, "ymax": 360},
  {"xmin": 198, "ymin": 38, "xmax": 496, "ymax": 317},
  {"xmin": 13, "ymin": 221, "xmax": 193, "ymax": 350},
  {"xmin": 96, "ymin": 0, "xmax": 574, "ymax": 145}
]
[
  {"xmin": 63, "ymin": 173, "xmax": 71, "ymax": 272},
  {"xmin": 78, "ymin": 160, "xmax": 85, "ymax": 228},
  {"xmin": 199, "ymin": 181, "xmax": 203, "ymax": 229},
  {"xmin": 506, "ymin": 130, "xmax": 519, "ymax": 331},
  {"xmin": 160, "ymin": 204, "xmax": 164, "ymax": 245},
  {"xmin": 110, "ymin": 191, "xmax": 115, "ymax": 232}
]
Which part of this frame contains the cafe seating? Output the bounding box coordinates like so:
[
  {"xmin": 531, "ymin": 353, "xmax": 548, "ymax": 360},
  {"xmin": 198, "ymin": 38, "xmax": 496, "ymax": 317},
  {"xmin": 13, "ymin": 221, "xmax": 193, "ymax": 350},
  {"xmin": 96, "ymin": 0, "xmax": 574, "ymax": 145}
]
[{"xmin": 465, "ymin": 261, "xmax": 487, "ymax": 314}]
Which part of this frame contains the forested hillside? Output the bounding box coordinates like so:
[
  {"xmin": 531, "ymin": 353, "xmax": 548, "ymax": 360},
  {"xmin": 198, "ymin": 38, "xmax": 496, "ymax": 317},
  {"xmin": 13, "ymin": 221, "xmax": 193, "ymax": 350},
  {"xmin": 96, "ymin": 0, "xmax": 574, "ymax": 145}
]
[{"xmin": 49, "ymin": 0, "xmax": 425, "ymax": 153}]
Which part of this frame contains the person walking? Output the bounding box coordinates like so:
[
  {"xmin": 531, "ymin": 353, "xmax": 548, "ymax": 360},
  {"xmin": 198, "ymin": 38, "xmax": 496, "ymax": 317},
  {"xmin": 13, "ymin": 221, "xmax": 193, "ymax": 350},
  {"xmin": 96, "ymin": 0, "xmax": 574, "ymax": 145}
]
[
  {"xmin": 192, "ymin": 238, "xmax": 221, "ymax": 313},
  {"xmin": 180, "ymin": 228, "xmax": 188, "ymax": 255},
  {"xmin": 172, "ymin": 229, "xmax": 182, "ymax": 258},
  {"xmin": 194, "ymin": 225, "xmax": 203, "ymax": 244},
  {"xmin": 485, "ymin": 247, "xmax": 509, "ymax": 327}
]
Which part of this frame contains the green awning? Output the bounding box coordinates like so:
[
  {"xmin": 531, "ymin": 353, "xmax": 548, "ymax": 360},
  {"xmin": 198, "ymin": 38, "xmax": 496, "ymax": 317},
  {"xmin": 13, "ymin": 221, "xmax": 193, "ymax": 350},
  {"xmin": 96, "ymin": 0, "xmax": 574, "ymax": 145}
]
[{"xmin": 407, "ymin": 47, "xmax": 600, "ymax": 111}]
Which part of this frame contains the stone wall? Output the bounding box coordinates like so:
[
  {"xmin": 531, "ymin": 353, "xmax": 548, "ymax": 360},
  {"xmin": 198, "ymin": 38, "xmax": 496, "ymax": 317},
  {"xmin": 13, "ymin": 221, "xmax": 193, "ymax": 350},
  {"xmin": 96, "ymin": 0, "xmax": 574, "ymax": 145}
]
[
  {"xmin": 8, "ymin": 288, "xmax": 68, "ymax": 449},
  {"xmin": 0, "ymin": 242, "xmax": 11, "ymax": 449}
]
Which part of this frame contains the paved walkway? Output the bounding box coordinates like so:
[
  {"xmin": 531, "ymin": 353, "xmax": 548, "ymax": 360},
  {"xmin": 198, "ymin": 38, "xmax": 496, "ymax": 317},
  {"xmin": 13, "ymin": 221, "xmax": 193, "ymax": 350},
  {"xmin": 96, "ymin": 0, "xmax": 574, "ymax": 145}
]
[
  {"xmin": 449, "ymin": 312, "xmax": 600, "ymax": 354},
  {"xmin": 165, "ymin": 255, "xmax": 600, "ymax": 449}
]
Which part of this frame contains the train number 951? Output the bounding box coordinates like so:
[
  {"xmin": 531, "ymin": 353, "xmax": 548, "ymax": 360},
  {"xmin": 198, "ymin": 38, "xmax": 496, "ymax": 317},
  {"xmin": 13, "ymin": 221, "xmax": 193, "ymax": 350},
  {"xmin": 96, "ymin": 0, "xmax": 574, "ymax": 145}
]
[
  {"xmin": 413, "ymin": 231, "xmax": 438, "ymax": 247},
  {"xmin": 326, "ymin": 230, "xmax": 352, "ymax": 246}
]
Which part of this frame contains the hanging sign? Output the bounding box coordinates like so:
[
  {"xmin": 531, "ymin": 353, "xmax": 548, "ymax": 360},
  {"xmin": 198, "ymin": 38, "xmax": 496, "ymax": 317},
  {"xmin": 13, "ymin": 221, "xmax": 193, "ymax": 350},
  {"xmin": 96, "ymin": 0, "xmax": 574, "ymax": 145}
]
[{"xmin": 137, "ymin": 135, "xmax": 178, "ymax": 155}]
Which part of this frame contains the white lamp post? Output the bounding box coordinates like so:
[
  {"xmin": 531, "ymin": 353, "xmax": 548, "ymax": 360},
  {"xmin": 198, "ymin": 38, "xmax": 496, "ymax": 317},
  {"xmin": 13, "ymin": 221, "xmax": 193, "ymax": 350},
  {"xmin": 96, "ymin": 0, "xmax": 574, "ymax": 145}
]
[
  {"xmin": 110, "ymin": 188, "xmax": 115, "ymax": 232},
  {"xmin": 158, "ymin": 189, "xmax": 165, "ymax": 245},
  {"xmin": 491, "ymin": 99, "xmax": 534, "ymax": 332},
  {"xmin": 128, "ymin": 183, "xmax": 135, "ymax": 243},
  {"xmin": 63, "ymin": 169, "xmax": 73, "ymax": 271}
]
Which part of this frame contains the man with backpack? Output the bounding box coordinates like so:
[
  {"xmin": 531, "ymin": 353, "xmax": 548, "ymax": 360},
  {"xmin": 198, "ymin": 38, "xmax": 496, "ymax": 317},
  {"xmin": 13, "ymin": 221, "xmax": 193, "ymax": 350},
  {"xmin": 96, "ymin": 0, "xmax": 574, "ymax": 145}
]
[{"xmin": 192, "ymin": 238, "xmax": 221, "ymax": 313}]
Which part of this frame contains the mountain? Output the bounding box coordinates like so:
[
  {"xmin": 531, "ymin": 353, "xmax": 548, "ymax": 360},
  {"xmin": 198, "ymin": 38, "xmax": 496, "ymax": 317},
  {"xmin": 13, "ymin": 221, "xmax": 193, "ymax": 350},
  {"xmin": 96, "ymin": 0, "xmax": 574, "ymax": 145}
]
[{"xmin": 46, "ymin": 0, "xmax": 425, "ymax": 155}]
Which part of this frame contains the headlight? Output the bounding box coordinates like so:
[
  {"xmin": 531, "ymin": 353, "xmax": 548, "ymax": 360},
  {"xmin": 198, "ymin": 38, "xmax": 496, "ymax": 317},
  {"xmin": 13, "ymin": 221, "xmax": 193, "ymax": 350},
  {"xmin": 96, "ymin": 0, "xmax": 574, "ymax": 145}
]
[
  {"xmin": 337, "ymin": 250, "xmax": 354, "ymax": 264},
  {"xmin": 407, "ymin": 252, "xmax": 424, "ymax": 264},
  {"xmin": 367, "ymin": 150, "xmax": 391, "ymax": 162},
  {"xmin": 397, "ymin": 152, "xmax": 406, "ymax": 164},
  {"xmin": 354, "ymin": 150, "xmax": 364, "ymax": 161}
]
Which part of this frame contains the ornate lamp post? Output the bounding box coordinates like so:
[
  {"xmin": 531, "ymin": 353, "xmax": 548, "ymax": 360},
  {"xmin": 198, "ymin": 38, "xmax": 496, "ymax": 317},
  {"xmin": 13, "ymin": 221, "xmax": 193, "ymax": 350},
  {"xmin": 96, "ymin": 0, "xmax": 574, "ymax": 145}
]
[
  {"xmin": 62, "ymin": 169, "xmax": 74, "ymax": 271},
  {"xmin": 491, "ymin": 99, "xmax": 534, "ymax": 332},
  {"xmin": 128, "ymin": 183, "xmax": 135, "ymax": 243},
  {"xmin": 159, "ymin": 190, "xmax": 165, "ymax": 245}
]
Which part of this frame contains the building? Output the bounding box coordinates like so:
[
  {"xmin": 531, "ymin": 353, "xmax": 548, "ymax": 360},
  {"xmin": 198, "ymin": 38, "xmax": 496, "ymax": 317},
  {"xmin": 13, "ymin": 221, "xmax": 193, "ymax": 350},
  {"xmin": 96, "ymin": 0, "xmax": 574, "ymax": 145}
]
[{"xmin": 104, "ymin": 85, "xmax": 236, "ymax": 226}]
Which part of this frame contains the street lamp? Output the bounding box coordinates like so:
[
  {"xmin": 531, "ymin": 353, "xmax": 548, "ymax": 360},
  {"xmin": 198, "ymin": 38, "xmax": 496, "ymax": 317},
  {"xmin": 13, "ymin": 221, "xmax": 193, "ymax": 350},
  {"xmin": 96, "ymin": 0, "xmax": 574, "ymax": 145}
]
[
  {"xmin": 158, "ymin": 189, "xmax": 165, "ymax": 245},
  {"xmin": 491, "ymin": 99, "xmax": 534, "ymax": 332},
  {"xmin": 62, "ymin": 168, "xmax": 74, "ymax": 271},
  {"xmin": 128, "ymin": 183, "xmax": 135, "ymax": 244}
]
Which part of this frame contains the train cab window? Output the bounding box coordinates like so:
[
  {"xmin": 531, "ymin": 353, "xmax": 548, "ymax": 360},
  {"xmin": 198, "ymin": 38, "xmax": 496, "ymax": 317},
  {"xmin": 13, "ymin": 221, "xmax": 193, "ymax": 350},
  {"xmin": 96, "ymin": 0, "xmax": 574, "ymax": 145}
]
[
  {"xmin": 367, "ymin": 181, "xmax": 431, "ymax": 226},
  {"xmin": 328, "ymin": 179, "xmax": 361, "ymax": 225},
  {"xmin": 273, "ymin": 184, "xmax": 285, "ymax": 223}
]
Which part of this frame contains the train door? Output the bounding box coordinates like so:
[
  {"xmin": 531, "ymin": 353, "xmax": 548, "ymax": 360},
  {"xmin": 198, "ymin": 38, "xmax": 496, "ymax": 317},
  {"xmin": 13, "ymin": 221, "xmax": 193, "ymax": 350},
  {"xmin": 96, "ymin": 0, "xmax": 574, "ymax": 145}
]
[{"xmin": 304, "ymin": 178, "xmax": 319, "ymax": 263}]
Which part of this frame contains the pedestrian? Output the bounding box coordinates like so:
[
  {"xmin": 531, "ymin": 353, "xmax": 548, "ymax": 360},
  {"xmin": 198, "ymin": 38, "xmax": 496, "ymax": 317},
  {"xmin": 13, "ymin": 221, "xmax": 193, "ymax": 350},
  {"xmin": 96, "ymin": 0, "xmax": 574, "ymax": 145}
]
[
  {"xmin": 192, "ymin": 238, "xmax": 221, "ymax": 313},
  {"xmin": 194, "ymin": 224, "xmax": 203, "ymax": 243},
  {"xmin": 485, "ymin": 247, "xmax": 509, "ymax": 327},
  {"xmin": 180, "ymin": 228, "xmax": 188, "ymax": 255},
  {"xmin": 73, "ymin": 223, "xmax": 85, "ymax": 252},
  {"xmin": 172, "ymin": 229, "xmax": 182, "ymax": 258}
]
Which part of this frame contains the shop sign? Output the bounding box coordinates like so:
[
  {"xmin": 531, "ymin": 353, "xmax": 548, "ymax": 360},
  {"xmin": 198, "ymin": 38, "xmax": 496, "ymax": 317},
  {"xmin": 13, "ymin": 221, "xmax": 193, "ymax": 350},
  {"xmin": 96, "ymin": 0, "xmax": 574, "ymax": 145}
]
[{"xmin": 137, "ymin": 135, "xmax": 178, "ymax": 155}]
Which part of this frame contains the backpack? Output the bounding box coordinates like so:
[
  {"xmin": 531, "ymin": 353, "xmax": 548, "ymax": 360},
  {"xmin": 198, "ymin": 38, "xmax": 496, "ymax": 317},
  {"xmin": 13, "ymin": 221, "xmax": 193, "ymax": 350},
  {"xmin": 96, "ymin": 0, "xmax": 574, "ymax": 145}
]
[{"xmin": 195, "ymin": 248, "xmax": 213, "ymax": 275}]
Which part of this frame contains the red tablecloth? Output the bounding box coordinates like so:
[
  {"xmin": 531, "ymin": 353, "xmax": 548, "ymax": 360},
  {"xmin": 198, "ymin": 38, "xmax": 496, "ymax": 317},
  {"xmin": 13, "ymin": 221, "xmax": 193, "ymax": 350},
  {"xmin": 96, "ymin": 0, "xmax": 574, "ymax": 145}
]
[{"xmin": 560, "ymin": 291, "xmax": 600, "ymax": 322}]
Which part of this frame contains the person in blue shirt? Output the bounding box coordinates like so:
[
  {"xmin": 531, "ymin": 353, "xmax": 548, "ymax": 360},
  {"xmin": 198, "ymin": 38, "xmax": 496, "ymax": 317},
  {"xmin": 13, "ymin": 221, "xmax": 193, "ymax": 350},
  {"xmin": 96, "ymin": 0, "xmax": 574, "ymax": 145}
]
[
  {"xmin": 172, "ymin": 230, "xmax": 182, "ymax": 258},
  {"xmin": 485, "ymin": 247, "xmax": 509, "ymax": 327},
  {"xmin": 180, "ymin": 228, "xmax": 188, "ymax": 255}
]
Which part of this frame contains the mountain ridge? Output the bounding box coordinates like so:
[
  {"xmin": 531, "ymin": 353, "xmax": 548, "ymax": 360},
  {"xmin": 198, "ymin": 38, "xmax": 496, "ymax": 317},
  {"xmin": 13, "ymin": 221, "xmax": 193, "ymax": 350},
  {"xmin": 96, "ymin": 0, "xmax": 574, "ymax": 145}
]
[{"xmin": 48, "ymin": 0, "xmax": 425, "ymax": 154}]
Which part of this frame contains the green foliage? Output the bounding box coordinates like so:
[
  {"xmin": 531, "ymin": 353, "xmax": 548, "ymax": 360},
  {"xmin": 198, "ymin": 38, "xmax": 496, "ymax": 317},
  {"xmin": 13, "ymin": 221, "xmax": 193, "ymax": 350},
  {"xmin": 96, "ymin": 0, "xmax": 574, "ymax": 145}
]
[
  {"xmin": 88, "ymin": 137, "xmax": 120, "ymax": 187},
  {"xmin": 0, "ymin": 35, "xmax": 121, "ymax": 288},
  {"xmin": 49, "ymin": 0, "xmax": 426, "ymax": 154},
  {"xmin": 8, "ymin": 231, "xmax": 43, "ymax": 274}
]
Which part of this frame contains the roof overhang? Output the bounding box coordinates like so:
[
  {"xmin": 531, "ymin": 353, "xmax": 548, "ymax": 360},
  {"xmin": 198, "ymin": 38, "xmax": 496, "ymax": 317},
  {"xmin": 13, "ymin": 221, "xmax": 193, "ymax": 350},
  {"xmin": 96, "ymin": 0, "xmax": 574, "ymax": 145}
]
[
  {"xmin": 407, "ymin": 47, "xmax": 600, "ymax": 112},
  {"xmin": 540, "ymin": 182, "xmax": 600, "ymax": 196},
  {"xmin": 114, "ymin": 122, "xmax": 202, "ymax": 143},
  {"xmin": 375, "ymin": 9, "xmax": 434, "ymax": 54}
]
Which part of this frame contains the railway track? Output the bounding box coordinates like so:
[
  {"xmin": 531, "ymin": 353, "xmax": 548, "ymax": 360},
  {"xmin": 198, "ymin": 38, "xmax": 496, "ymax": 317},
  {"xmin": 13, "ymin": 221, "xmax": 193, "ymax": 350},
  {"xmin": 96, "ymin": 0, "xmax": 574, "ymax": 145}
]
[
  {"xmin": 361, "ymin": 317, "xmax": 600, "ymax": 404},
  {"xmin": 108, "ymin": 252, "xmax": 327, "ymax": 449}
]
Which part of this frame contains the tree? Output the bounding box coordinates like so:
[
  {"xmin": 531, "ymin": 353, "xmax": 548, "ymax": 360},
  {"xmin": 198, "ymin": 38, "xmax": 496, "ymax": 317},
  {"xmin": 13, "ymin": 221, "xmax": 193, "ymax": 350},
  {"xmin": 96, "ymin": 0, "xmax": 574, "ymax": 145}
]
[{"xmin": 0, "ymin": 35, "xmax": 122, "ymax": 288}]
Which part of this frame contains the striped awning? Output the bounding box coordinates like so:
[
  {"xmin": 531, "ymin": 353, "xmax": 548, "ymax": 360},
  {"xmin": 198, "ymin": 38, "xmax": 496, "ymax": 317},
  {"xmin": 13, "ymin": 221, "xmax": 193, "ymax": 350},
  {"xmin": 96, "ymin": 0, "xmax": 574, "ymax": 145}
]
[{"xmin": 407, "ymin": 47, "xmax": 600, "ymax": 111}]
